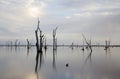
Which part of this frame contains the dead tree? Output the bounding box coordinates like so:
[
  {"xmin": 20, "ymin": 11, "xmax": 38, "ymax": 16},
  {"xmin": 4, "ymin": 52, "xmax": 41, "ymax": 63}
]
[
  {"xmin": 44, "ymin": 38, "xmax": 47, "ymax": 50},
  {"xmin": 35, "ymin": 19, "xmax": 44, "ymax": 74},
  {"xmin": 81, "ymin": 41, "xmax": 85, "ymax": 51},
  {"xmin": 71, "ymin": 42, "xmax": 74, "ymax": 50},
  {"xmin": 82, "ymin": 34, "xmax": 93, "ymax": 70},
  {"xmin": 53, "ymin": 27, "xmax": 58, "ymax": 50},
  {"xmin": 10, "ymin": 41, "xmax": 13, "ymax": 51},
  {"xmin": 35, "ymin": 19, "xmax": 44, "ymax": 52},
  {"xmin": 52, "ymin": 27, "xmax": 58, "ymax": 71},
  {"xmin": 27, "ymin": 39, "xmax": 30, "ymax": 49},
  {"xmin": 82, "ymin": 34, "xmax": 92, "ymax": 52},
  {"xmin": 26, "ymin": 39, "xmax": 30, "ymax": 56},
  {"xmin": 104, "ymin": 40, "xmax": 111, "ymax": 50}
]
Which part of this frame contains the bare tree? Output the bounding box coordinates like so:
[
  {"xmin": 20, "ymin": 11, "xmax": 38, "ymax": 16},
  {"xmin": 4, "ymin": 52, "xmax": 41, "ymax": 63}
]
[
  {"xmin": 35, "ymin": 19, "xmax": 44, "ymax": 52},
  {"xmin": 53, "ymin": 27, "xmax": 58, "ymax": 50},
  {"xmin": 104, "ymin": 40, "xmax": 111, "ymax": 50},
  {"xmin": 82, "ymin": 34, "xmax": 92, "ymax": 52}
]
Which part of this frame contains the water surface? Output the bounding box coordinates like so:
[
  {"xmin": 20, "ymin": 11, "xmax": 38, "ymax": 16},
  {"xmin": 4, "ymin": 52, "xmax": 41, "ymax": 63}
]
[{"xmin": 0, "ymin": 47, "xmax": 120, "ymax": 79}]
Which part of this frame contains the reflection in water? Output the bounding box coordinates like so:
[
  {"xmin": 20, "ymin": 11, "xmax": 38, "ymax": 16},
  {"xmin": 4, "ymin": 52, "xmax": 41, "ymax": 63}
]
[
  {"xmin": 44, "ymin": 46, "xmax": 47, "ymax": 56},
  {"xmin": 44, "ymin": 38, "xmax": 47, "ymax": 55},
  {"xmin": 34, "ymin": 47, "xmax": 57, "ymax": 79},
  {"xmin": 35, "ymin": 50, "xmax": 43, "ymax": 79},
  {"xmin": 10, "ymin": 45, "xmax": 13, "ymax": 52},
  {"xmin": 53, "ymin": 48, "xmax": 57, "ymax": 71},
  {"xmin": 27, "ymin": 47, "xmax": 30, "ymax": 56},
  {"xmin": 27, "ymin": 39, "xmax": 30, "ymax": 56},
  {"xmin": 35, "ymin": 50, "xmax": 43, "ymax": 72},
  {"xmin": 84, "ymin": 51, "xmax": 92, "ymax": 65},
  {"xmin": 1, "ymin": 46, "xmax": 120, "ymax": 79},
  {"xmin": 82, "ymin": 51, "xmax": 92, "ymax": 79},
  {"xmin": 105, "ymin": 47, "xmax": 112, "ymax": 79},
  {"xmin": 82, "ymin": 50, "xmax": 85, "ymax": 63},
  {"xmin": 15, "ymin": 46, "xmax": 17, "ymax": 52},
  {"xmin": 105, "ymin": 47, "xmax": 111, "ymax": 57}
]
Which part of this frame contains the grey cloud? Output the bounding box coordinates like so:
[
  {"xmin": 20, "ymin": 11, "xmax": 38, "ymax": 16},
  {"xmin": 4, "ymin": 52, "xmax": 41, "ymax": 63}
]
[{"xmin": 0, "ymin": 0, "xmax": 120, "ymax": 44}]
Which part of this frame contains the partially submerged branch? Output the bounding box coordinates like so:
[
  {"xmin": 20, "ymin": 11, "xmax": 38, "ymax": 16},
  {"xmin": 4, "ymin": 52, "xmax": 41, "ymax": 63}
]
[{"xmin": 82, "ymin": 34, "xmax": 92, "ymax": 52}]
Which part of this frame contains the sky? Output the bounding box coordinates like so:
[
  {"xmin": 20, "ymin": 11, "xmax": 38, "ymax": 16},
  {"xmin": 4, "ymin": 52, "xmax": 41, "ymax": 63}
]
[{"xmin": 0, "ymin": 0, "xmax": 120, "ymax": 45}]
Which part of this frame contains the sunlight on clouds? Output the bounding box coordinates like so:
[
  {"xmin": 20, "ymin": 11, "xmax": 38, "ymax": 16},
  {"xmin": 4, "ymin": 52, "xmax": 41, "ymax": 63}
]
[
  {"xmin": 26, "ymin": 0, "xmax": 46, "ymax": 18},
  {"xmin": 73, "ymin": 11, "xmax": 119, "ymax": 18},
  {"xmin": 28, "ymin": 6, "xmax": 42, "ymax": 17}
]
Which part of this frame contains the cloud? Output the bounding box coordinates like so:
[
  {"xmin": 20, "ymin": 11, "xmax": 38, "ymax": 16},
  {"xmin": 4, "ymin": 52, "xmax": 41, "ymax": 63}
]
[
  {"xmin": 0, "ymin": 0, "xmax": 120, "ymax": 44},
  {"xmin": 0, "ymin": 0, "xmax": 47, "ymax": 40},
  {"xmin": 65, "ymin": 16, "xmax": 71, "ymax": 19}
]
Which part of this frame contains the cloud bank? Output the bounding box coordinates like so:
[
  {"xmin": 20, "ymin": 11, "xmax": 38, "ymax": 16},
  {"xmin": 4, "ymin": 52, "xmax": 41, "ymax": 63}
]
[{"xmin": 0, "ymin": 0, "xmax": 120, "ymax": 44}]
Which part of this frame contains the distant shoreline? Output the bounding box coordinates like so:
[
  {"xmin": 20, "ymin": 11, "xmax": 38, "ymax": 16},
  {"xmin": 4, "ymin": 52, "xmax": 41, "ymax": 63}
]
[{"xmin": 0, "ymin": 45, "xmax": 120, "ymax": 47}]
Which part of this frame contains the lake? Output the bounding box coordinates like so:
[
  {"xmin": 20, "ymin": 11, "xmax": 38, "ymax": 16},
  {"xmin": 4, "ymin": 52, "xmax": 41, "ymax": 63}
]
[{"xmin": 0, "ymin": 46, "xmax": 120, "ymax": 79}]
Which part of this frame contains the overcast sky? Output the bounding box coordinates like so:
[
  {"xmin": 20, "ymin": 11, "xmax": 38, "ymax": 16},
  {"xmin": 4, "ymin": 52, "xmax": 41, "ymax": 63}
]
[{"xmin": 0, "ymin": 0, "xmax": 120, "ymax": 45}]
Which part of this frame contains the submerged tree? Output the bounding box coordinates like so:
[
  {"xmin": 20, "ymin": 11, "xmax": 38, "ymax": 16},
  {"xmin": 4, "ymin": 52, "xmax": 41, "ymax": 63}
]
[
  {"xmin": 35, "ymin": 19, "xmax": 44, "ymax": 52},
  {"xmin": 104, "ymin": 40, "xmax": 111, "ymax": 50},
  {"xmin": 52, "ymin": 27, "xmax": 58, "ymax": 71},
  {"xmin": 26, "ymin": 39, "xmax": 30, "ymax": 56},
  {"xmin": 82, "ymin": 34, "xmax": 92, "ymax": 52},
  {"xmin": 53, "ymin": 27, "xmax": 58, "ymax": 50},
  {"xmin": 35, "ymin": 19, "xmax": 44, "ymax": 74},
  {"xmin": 44, "ymin": 37, "xmax": 47, "ymax": 50},
  {"xmin": 27, "ymin": 39, "xmax": 30, "ymax": 49},
  {"xmin": 81, "ymin": 41, "xmax": 85, "ymax": 51},
  {"xmin": 82, "ymin": 34, "xmax": 93, "ymax": 74}
]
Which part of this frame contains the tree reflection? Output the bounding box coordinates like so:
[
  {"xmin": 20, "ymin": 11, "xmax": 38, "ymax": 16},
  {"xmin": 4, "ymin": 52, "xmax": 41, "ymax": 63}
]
[
  {"xmin": 84, "ymin": 51, "xmax": 92, "ymax": 65},
  {"xmin": 53, "ymin": 48, "xmax": 57, "ymax": 71},
  {"xmin": 35, "ymin": 51, "xmax": 43, "ymax": 72},
  {"xmin": 35, "ymin": 50, "xmax": 43, "ymax": 79}
]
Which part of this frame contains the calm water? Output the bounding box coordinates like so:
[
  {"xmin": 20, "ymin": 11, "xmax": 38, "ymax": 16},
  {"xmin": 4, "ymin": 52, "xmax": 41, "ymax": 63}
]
[{"xmin": 0, "ymin": 47, "xmax": 120, "ymax": 79}]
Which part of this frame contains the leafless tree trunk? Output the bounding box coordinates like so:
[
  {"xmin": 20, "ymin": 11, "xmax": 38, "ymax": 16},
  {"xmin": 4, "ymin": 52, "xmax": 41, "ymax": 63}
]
[
  {"xmin": 35, "ymin": 19, "xmax": 44, "ymax": 52},
  {"xmin": 53, "ymin": 27, "xmax": 58, "ymax": 50}
]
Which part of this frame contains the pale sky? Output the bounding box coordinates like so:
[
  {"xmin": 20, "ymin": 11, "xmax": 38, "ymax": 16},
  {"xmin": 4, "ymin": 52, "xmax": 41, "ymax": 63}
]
[{"xmin": 0, "ymin": 0, "xmax": 120, "ymax": 45}]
